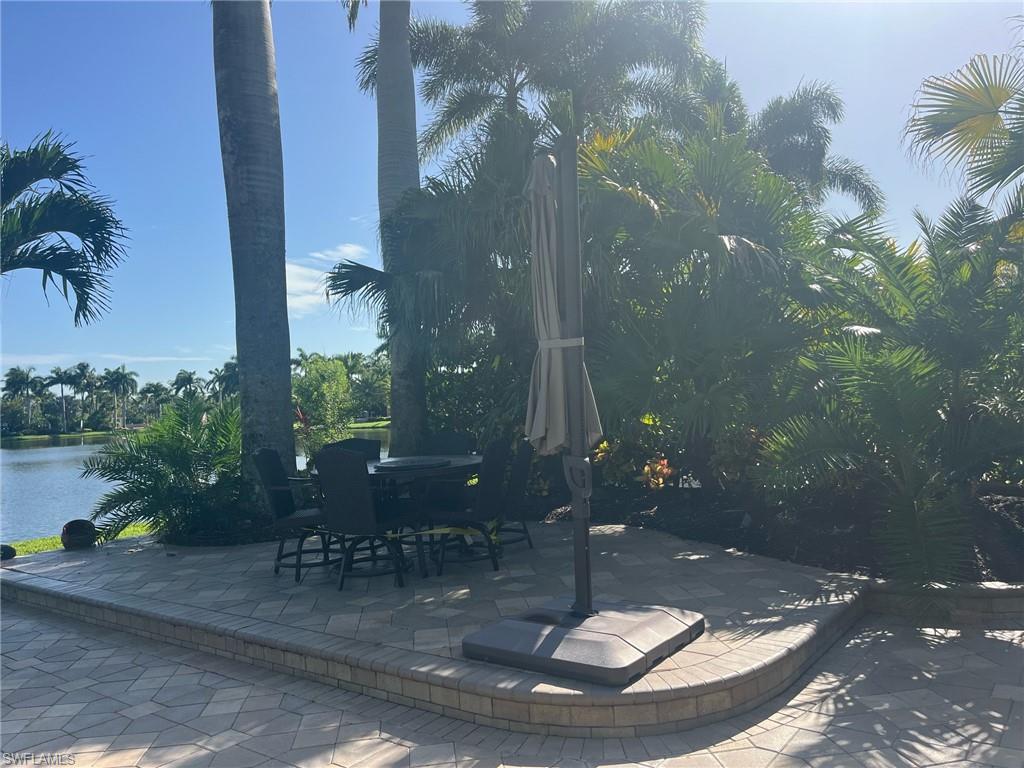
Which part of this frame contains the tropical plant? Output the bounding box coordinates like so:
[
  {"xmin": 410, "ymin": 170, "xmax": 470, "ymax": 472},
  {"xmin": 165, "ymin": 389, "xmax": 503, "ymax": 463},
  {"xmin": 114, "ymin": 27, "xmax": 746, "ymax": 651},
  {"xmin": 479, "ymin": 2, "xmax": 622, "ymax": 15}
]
[
  {"xmin": 0, "ymin": 131, "xmax": 127, "ymax": 325},
  {"xmin": 347, "ymin": 0, "xmax": 425, "ymax": 456},
  {"xmin": 292, "ymin": 353, "xmax": 354, "ymax": 459},
  {"xmin": 907, "ymin": 50, "xmax": 1024, "ymax": 201},
  {"xmin": 83, "ymin": 398, "xmax": 251, "ymax": 544},
  {"xmin": 212, "ymin": 0, "xmax": 297, "ymax": 482},
  {"xmin": 348, "ymin": 351, "xmax": 390, "ymax": 418},
  {"xmin": 765, "ymin": 199, "xmax": 1024, "ymax": 582}
]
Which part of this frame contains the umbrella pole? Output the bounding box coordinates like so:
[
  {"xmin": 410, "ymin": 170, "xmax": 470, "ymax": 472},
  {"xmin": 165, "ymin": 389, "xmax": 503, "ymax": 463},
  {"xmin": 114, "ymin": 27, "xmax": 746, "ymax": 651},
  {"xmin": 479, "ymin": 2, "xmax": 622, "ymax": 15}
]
[{"xmin": 558, "ymin": 132, "xmax": 594, "ymax": 618}]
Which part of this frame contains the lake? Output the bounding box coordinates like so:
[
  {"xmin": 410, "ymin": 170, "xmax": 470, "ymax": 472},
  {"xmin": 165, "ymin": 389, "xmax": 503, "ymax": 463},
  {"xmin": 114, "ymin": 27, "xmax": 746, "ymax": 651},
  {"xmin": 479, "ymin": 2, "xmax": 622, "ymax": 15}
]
[
  {"xmin": 1, "ymin": 438, "xmax": 112, "ymax": 542},
  {"xmin": 0, "ymin": 428, "xmax": 391, "ymax": 543}
]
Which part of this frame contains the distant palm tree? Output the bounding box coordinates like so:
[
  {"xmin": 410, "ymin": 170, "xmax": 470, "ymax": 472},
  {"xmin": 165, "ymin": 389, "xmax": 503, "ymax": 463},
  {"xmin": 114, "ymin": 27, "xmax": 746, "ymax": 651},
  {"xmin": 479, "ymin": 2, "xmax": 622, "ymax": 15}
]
[
  {"xmin": 207, "ymin": 357, "xmax": 239, "ymax": 402},
  {"xmin": 138, "ymin": 382, "xmax": 172, "ymax": 422},
  {"xmin": 102, "ymin": 365, "xmax": 138, "ymax": 429},
  {"xmin": 3, "ymin": 366, "xmax": 36, "ymax": 428},
  {"xmin": 749, "ymin": 82, "xmax": 883, "ymax": 210},
  {"xmin": 0, "ymin": 132, "xmax": 128, "ymax": 325},
  {"xmin": 28, "ymin": 375, "xmax": 49, "ymax": 429},
  {"xmin": 212, "ymin": 0, "xmax": 297, "ymax": 477},
  {"xmin": 46, "ymin": 366, "xmax": 75, "ymax": 433},
  {"xmin": 69, "ymin": 362, "xmax": 96, "ymax": 431},
  {"xmin": 171, "ymin": 369, "xmax": 205, "ymax": 397}
]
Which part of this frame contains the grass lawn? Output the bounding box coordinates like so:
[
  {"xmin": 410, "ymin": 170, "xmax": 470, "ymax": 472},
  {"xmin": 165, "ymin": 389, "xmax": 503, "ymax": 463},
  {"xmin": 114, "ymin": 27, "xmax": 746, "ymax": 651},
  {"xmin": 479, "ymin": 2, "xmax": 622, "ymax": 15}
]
[
  {"xmin": 9, "ymin": 522, "xmax": 150, "ymax": 555},
  {"xmin": 350, "ymin": 420, "xmax": 390, "ymax": 430}
]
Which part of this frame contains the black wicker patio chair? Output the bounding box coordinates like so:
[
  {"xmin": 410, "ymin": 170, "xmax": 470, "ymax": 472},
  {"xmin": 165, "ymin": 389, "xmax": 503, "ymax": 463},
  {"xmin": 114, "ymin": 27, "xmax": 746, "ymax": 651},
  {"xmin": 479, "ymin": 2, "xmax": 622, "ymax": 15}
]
[
  {"xmin": 315, "ymin": 445, "xmax": 428, "ymax": 590},
  {"xmin": 427, "ymin": 439, "xmax": 511, "ymax": 575},
  {"xmin": 253, "ymin": 448, "xmax": 343, "ymax": 583},
  {"xmin": 498, "ymin": 440, "xmax": 535, "ymax": 548}
]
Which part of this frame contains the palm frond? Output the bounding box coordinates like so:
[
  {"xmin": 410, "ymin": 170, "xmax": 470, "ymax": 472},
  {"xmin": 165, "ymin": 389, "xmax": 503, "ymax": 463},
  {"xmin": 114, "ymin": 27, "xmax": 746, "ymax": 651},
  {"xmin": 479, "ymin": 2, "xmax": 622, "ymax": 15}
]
[
  {"xmin": 822, "ymin": 155, "xmax": 884, "ymax": 210},
  {"xmin": 907, "ymin": 53, "xmax": 1024, "ymax": 194}
]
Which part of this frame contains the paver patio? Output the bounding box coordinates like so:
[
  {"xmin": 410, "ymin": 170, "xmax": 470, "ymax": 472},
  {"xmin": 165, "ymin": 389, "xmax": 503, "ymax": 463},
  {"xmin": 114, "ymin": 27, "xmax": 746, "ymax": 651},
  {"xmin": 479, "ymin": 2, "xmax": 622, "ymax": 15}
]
[
  {"xmin": 1, "ymin": 523, "xmax": 865, "ymax": 734},
  {"xmin": 3, "ymin": 603, "xmax": 1021, "ymax": 767}
]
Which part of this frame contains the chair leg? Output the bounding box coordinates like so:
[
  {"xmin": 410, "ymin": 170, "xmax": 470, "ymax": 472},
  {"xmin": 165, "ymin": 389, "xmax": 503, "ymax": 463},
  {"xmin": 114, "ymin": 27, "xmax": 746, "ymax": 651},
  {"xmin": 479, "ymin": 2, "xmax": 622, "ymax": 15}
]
[
  {"xmin": 388, "ymin": 539, "xmax": 405, "ymax": 588},
  {"xmin": 484, "ymin": 527, "xmax": 500, "ymax": 571},
  {"xmin": 295, "ymin": 531, "xmax": 309, "ymax": 583},
  {"xmin": 274, "ymin": 537, "xmax": 286, "ymax": 575},
  {"xmin": 437, "ymin": 533, "xmax": 449, "ymax": 577},
  {"xmin": 414, "ymin": 532, "xmax": 428, "ymax": 578},
  {"xmin": 338, "ymin": 538, "xmax": 358, "ymax": 591},
  {"xmin": 522, "ymin": 520, "xmax": 534, "ymax": 549}
]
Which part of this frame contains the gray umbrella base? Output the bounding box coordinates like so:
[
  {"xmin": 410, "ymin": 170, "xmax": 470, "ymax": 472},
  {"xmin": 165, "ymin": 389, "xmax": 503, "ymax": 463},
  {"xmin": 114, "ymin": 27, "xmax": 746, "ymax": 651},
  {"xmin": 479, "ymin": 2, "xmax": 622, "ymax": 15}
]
[{"xmin": 462, "ymin": 598, "xmax": 704, "ymax": 687}]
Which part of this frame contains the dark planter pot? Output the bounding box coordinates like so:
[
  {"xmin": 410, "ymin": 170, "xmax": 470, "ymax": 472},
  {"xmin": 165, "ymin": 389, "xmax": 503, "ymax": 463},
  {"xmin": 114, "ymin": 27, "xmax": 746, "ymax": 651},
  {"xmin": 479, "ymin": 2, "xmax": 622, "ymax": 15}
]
[
  {"xmin": 1, "ymin": 544, "xmax": 15, "ymax": 561},
  {"xmin": 61, "ymin": 519, "xmax": 97, "ymax": 550}
]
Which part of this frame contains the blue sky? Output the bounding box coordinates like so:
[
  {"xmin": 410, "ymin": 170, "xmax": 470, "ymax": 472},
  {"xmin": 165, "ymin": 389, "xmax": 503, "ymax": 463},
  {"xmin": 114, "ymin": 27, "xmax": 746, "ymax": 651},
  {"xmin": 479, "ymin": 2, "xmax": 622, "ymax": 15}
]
[{"xmin": 1, "ymin": 1, "xmax": 1016, "ymax": 386}]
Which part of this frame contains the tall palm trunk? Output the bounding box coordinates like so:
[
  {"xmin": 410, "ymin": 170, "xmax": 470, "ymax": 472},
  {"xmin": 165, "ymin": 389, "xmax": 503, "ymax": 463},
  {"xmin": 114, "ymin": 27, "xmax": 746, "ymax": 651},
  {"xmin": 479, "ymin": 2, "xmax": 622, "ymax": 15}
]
[
  {"xmin": 213, "ymin": 0, "xmax": 297, "ymax": 485},
  {"xmin": 376, "ymin": 0, "xmax": 425, "ymax": 456},
  {"xmin": 58, "ymin": 382, "xmax": 67, "ymax": 433}
]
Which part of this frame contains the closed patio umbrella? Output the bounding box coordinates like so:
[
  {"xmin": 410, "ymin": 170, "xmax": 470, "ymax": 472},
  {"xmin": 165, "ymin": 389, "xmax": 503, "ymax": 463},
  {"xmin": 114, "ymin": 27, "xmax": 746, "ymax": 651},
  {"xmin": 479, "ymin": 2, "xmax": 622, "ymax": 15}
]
[
  {"xmin": 524, "ymin": 146, "xmax": 602, "ymax": 615},
  {"xmin": 462, "ymin": 142, "xmax": 703, "ymax": 685}
]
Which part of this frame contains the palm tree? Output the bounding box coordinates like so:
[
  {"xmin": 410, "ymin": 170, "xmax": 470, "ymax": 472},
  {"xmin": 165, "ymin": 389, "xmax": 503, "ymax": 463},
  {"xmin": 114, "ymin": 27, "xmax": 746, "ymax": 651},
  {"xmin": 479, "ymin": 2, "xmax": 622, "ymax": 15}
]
[
  {"xmin": 46, "ymin": 366, "xmax": 75, "ymax": 433},
  {"xmin": 907, "ymin": 51, "xmax": 1024, "ymax": 201},
  {"xmin": 749, "ymin": 82, "xmax": 883, "ymax": 211},
  {"xmin": 69, "ymin": 362, "xmax": 96, "ymax": 431},
  {"xmin": 3, "ymin": 366, "xmax": 36, "ymax": 429},
  {"xmin": 171, "ymin": 369, "xmax": 205, "ymax": 397},
  {"xmin": 347, "ymin": 0, "xmax": 424, "ymax": 455},
  {"xmin": 0, "ymin": 131, "xmax": 128, "ymax": 325},
  {"xmin": 138, "ymin": 382, "xmax": 172, "ymax": 422},
  {"xmin": 102, "ymin": 365, "xmax": 138, "ymax": 429},
  {"xmin": 356, "ymin": 0, "xmax": 535, "ymax": 160},
  {"xmin": 212, "ymin": 0, "xmax": 297, "ymax": 477},
  {"xmin": 207, "ymin": 357, "xmax": 239, "ymax": 403},
  {"xmin": 768, "ymin": 199, "xmax": 1024, "ymax": 582}
]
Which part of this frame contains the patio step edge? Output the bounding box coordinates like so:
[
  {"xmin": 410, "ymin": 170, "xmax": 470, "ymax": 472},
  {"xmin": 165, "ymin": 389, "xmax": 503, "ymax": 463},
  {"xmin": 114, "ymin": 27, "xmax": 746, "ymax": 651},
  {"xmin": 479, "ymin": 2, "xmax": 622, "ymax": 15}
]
[{"xmin": 0, "ymin": 566, "xmax": 866, "ymax": 737}]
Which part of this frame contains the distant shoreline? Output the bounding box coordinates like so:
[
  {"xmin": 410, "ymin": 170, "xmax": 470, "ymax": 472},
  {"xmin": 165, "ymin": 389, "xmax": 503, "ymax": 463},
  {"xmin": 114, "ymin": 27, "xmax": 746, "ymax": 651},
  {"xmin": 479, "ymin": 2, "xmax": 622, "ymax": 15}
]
[
  {"xmin": 350, "ymin": 420, "xmax": 390, "ymax": 430},
  {"xmin": 1, "ymin": 430, "xmax": 113, "ymax": 447}
]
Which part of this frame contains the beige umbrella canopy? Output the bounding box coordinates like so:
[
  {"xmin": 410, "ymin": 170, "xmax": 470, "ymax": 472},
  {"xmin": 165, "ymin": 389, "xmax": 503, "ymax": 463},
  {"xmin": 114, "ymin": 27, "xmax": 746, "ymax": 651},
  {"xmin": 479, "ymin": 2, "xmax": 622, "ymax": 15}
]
[{"xmin": 524, "ymin": 154, "xmax": 602, "ymax": 457}]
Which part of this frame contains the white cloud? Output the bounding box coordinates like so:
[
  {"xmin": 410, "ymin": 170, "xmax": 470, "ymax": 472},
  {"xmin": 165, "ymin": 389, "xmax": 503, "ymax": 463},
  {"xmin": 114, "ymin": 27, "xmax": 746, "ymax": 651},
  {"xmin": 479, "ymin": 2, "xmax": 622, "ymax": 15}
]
[
  {"xmin": 98, "ymin": 354, "xmax": 213, "ymax": 363},
  {"xmin": 308, "ymin": 243, "xmax": 370, "ymax": 265},
  {"xmin": 0, "ymin": 352, "xmax": 74, "ymax": 367},
  {"xmin": 286, "ymin": 261, "xmax": 328, "ymax": 319}
]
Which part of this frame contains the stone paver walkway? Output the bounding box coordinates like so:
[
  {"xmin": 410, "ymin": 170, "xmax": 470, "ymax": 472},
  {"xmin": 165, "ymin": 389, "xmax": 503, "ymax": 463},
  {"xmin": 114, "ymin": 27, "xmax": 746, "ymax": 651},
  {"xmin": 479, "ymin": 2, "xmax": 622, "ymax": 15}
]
[{"xmin": 3, "ymin": 604, "xmax": 1021, "ymax": 767}]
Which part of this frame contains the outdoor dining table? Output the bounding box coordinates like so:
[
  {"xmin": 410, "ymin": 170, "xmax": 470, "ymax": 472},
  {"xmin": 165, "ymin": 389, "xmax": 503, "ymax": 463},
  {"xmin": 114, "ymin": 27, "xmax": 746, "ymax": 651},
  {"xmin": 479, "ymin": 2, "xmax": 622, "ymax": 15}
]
[{"xmin": 365, "ymin": 454, "xmax": 482, "ymax": 482}]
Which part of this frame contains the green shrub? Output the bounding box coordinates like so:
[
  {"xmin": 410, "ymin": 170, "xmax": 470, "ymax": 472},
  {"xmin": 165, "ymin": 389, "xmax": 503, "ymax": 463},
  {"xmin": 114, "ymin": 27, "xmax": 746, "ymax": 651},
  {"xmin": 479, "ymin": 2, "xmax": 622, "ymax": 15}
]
[{"xmin": 82, "ymin": 397, "xmax": 262, "ymax": 544}]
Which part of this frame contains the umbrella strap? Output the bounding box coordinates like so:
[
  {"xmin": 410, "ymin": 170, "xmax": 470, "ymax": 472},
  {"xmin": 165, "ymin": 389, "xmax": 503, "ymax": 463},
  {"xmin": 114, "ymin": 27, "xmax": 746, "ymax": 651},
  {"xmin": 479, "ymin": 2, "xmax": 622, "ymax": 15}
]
[{"xmin": 538, "ymin": 337, "xmax": 584, "ymax": 349}]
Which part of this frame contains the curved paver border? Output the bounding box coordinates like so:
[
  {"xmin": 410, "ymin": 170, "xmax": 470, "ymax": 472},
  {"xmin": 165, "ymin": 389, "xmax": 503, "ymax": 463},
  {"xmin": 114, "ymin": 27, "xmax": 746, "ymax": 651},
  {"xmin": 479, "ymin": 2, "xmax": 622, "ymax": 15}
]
[
  {"xmin": 0, "ymin": 566, "xmax": 865, "ymax": 737},
  {"xmin": 867, "ymin": 579, "xmax": 1024, "ymax": 624}
]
